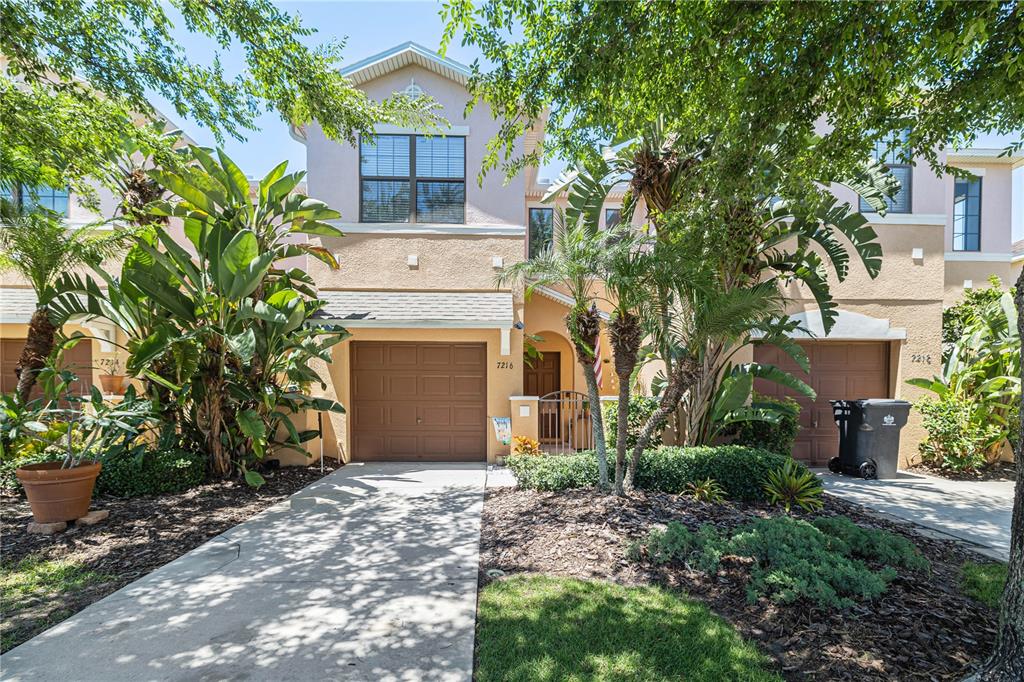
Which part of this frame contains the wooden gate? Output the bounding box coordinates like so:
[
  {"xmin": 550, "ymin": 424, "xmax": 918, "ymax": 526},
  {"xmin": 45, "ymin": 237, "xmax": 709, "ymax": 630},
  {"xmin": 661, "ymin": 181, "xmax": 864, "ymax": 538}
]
[{"xmin": 538, "ymin": 390, "xmax": 593, "ymax": 452}]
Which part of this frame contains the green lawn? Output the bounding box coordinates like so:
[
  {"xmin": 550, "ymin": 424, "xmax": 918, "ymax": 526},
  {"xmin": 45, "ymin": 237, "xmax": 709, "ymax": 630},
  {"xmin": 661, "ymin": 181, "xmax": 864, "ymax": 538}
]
[
  {"xmin": 0, "ymin": 556, "xmax": 113, "ymax": 651},
  {"xmin": 961, "ymin": 561, "xmax": 1008, "ymax": 608},
  {"xmin": 475, "ymin": 575, "xmax": 781, "ymax": 682}
]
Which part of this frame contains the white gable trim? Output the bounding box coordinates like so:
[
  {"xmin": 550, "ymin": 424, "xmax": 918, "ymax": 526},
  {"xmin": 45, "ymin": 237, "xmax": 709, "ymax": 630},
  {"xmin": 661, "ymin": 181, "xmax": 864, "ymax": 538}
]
[{"xmin": 341, "ymin": 42, "xmax": 471, "ymax": 86}]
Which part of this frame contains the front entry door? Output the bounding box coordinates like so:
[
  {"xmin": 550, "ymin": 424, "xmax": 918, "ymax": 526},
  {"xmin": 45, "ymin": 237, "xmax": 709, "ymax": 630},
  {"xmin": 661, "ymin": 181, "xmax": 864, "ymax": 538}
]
[{"xmin": 524, "ymin": 351, "xmax": 560, "ymax": 397}]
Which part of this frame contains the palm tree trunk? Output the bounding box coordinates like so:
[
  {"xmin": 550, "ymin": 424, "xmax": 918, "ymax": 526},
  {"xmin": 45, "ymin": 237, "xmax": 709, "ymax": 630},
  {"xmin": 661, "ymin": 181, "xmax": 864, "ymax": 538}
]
[
  {"xmin": 624, "ymin": 356, "xmax": 699, "ymax": 492},
  {"xmin": 610, "ymin": 312, "xmax": 641, "ymax": 496},
  {"xmin": 969, "ymin": 272, "xmax": 1024, "ymax": 681},
  {"xmin": 15, "ymin": 307, "xmax": 56, "ymax": 402},
  {"xmin": 581, "ymin": 364, "xmax": 609, "ymax": 490}
]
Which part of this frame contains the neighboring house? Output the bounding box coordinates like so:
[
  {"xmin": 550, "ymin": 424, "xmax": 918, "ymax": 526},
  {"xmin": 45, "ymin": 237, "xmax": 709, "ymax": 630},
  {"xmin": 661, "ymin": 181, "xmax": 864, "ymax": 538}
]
[
  {"xmin": 0, "ymin": 116, "xmax": 193, "ymax": 400},
  {"xmin": 1012, "ymin": 238, "xmax": 1024, "ymax": 281}
]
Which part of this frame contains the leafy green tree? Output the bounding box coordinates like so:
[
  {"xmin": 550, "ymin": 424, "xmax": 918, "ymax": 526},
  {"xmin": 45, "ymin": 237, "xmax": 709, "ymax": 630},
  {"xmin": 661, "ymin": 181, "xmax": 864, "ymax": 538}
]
[
  {"xmin": 49, "ymin": 148, "xmax": 347, "ymax": 481},
  {"xmin": 0, "ymin": 205, "xmax": 130, "ymax": 401},
  {"xmin": 943, "ymin": 276, "xmax": 1011, "ymax": 355},
  {"xmin": 443, "ymin": 1, "xmax": 1022, "ymax": 178},
  {"xmin": 497, "ymin": 212, "xmax": 612, "ymax": 490},
  {"xmin": 2, "ymin": 0, "xmax": 439, "ymax": 197}
]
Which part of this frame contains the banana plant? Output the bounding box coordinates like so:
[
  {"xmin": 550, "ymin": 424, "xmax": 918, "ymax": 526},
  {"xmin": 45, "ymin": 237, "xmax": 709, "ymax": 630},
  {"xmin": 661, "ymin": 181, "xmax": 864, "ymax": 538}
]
[
  {"xmin": 46, "ymin": 147, "xmax": 349, "ymax": 483},
  {"xmin": 908, "ymin": 290, "xmax": 1020, "ymax": 458}
]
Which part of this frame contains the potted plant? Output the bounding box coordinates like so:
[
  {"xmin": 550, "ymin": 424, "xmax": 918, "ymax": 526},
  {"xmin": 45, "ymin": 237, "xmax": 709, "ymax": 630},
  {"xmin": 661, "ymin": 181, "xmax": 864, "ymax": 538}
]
[
  {"xmin": 98, "ymin": 357, "xmax": 128, "ymax": 395},
  {"xmin": 14, "ymin": 368, "xmax": 153, "ymax": 524}
]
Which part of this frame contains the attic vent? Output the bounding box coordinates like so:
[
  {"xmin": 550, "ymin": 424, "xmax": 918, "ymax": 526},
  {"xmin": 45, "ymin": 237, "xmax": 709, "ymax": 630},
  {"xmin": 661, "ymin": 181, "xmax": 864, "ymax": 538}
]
[{"xmin": 402, "ymin": 78, "xmax": 425, "ymax": 98}]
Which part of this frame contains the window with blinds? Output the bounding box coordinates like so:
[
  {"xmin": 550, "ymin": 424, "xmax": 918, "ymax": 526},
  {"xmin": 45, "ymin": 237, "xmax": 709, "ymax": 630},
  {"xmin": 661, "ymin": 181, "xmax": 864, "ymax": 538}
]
[
  {"xmin": 859, "ymin": 130, "xmax": 912, "ymax": 214},
  {"xmin": 359, "ymin": 134, "xmax": 465, "ymax": 223},
  {"xmin": 953, "ymin": 177, "xmax": 982, "ymax": 252},
  {"xmin": 605, "ymin": 208, "xmax": 621, "ymax": 228}
]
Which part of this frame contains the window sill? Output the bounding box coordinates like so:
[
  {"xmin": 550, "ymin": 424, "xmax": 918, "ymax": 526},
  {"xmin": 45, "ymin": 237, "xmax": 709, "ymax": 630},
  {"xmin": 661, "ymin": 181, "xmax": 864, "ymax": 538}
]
[
  {"xmin": 944, "ymin": 251, "xmax": 1013, "ymax": 262},
  {"xmin": 861, "ymin": 213, "xmax": 945, "ymax": 226},
  {"xmin": 332, "ymin": 221, "xmax": 525, "ymax": 236}
]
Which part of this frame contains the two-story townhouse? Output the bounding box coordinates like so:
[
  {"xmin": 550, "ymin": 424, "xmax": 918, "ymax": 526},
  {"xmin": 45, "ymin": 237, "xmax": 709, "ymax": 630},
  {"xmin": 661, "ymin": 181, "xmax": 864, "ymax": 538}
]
[{"xmin": 298, "ymin": 43, "xmax": 1023, "ymax": 469}]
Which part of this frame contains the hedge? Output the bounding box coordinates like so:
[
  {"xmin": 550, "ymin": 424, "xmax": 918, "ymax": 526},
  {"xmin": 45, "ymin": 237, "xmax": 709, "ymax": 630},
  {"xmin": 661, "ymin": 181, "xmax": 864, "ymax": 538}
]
[{"xmin": 505, "ymin": 445, "xmax": 801, "ymax": 502}]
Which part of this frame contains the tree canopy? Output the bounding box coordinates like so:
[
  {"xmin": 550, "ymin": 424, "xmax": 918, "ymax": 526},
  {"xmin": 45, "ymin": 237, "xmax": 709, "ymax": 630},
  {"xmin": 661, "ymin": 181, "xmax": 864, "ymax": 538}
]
[
  {"xmin": 2, "ymin": 0, "xmax": 438, "ymax": 195},
  {"xmin": 442, "ymin": 0, "xmax": 1023, "ymax": 177}
]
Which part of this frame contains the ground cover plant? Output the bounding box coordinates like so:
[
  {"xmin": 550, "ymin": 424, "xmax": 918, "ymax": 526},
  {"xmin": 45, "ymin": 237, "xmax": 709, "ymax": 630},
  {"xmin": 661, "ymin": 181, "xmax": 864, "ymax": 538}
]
[
  {"xmin": 479, "ymin": 487, "xmax": 997, "ymax": 680},
  {"xmin": 631, "ymin": 515, "xmax": 928, "ymax": 609},
  {"xmin": 475, "ymin": 574, "xmax": 780, "ymax": 682},
  {"xmin": 0, "ymin": 462, "xmax": 335, "ymax": 652}
]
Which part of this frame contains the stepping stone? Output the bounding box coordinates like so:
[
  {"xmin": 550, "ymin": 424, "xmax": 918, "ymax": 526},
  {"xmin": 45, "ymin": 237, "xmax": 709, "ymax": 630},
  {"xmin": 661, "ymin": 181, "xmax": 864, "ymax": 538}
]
[
  {"xmin": 76, "ymin": 510, "xmax": 110, "ymax": 527},
  {"xmin": 27, "ymin": 521, "xmax": 67, "ymax": 535}
]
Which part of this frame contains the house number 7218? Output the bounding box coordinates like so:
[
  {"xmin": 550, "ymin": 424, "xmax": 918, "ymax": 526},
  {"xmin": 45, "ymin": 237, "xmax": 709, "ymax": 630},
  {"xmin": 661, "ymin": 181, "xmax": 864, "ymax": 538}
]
[{"xmin": 496, "ymin": 361, "xmax": 514, "ymax": 369}]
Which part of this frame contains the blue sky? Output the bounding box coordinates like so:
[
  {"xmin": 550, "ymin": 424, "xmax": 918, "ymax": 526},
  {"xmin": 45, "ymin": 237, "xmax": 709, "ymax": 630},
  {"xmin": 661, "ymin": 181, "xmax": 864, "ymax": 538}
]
[{"xmin": 151, "ymin": 1, "xmax": 1022, "ymax": 239}]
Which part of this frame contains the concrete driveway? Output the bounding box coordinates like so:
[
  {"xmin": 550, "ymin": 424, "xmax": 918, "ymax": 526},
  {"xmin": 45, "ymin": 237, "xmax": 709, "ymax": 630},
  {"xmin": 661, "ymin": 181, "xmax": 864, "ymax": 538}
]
[
  {"xmin": 819, "ymin": 469, "xmax": 1015, "ymax": 561},
  {"xmin": 2, "ymin": 463, "xmax": 486, "ymax": 682}
]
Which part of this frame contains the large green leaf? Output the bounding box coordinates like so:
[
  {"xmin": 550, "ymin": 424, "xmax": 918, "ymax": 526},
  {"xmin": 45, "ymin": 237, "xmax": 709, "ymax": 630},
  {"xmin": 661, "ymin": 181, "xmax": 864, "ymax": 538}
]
[
  {"xmin": 227, "ymin": 328, "xmax": 256, "ymax": 362},
  {"xmin": 237, "ymin": 408, "xmax": 266, "ymax": 441},
  {"xmin": 222, "ymin": 230, "xmax": 259, "ymax": 275},
  {"xmin": 744, "ymin": 362, "xmax": 816, "ymax": 399},
  {"xmin": 712, "ymin": 371, "xmax": 753, "ymax": 421}
]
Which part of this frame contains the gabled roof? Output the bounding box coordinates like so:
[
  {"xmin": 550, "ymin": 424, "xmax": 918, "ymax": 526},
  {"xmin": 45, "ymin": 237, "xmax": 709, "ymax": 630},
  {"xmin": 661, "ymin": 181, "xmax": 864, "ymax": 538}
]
[{"xmin": 341, "ymin": 41, "xmax": 472, "ymax": 86}]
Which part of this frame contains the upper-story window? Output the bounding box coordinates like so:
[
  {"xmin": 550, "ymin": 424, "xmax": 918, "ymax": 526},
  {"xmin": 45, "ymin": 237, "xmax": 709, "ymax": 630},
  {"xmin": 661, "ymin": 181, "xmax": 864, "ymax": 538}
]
[
  {"xmin": 953, "ymin": 177, "xmax": 982, "ymax": 252},
  {"xmin": 605, "ymin": 208, "xmax": 621, "ymax": 228},
  {"xmin": 859, "ymin": 129, "xmax": 911, "ymax": 214},
  {"xmin": 359, "ymin": 134, "xmax": 465, "ymax": 223},
  {"xmin": 0, "ymin": 184, "xmax": 70, "ymax": 215},
  {"xmin": 528, "ymin": 207, "xmax": 554, "ymax": 258}
]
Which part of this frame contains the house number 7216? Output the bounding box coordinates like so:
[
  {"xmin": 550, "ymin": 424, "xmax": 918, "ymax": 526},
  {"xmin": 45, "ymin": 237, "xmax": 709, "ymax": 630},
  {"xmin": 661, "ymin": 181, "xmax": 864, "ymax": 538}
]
[
  {"xmin": 496, "ymin": 361, "xmax": 514, "ymax": 369},
  {"xmin": 911, "ymin": 353, "xmax": 932, "ymax": 364}
]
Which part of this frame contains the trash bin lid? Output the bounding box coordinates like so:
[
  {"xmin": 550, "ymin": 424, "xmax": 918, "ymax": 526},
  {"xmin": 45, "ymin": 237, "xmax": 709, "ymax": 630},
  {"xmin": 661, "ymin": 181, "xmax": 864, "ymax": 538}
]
[{"xmin": 854, "ymin": 399, "xmax": 911, "ymax": 407}]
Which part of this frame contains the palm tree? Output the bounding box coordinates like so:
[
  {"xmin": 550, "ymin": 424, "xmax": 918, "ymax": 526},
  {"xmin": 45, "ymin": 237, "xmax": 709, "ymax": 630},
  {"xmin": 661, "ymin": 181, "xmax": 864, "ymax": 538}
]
[
  {"xmin": 600, "ymin": 226, "xmax": 656, "ymax": 495},
  {"xmin": 0, "ymin": 203, "xmax": 130, "ymax": 401},
  {"xmin": 497, "ymin": 210, "xmax": 613, "ymax": 490}
]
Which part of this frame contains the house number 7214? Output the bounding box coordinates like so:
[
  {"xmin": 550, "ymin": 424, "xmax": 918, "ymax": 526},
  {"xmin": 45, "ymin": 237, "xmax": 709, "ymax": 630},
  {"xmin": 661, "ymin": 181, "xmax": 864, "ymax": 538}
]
[{"xmin": 496, "ymin": 361, "xmax": 514, "ymax": 369}]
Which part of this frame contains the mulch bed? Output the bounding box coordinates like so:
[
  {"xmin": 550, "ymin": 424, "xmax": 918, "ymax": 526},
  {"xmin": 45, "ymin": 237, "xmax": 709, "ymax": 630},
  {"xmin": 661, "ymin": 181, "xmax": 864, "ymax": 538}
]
[
  {"xmin": 0, "ymin": 463, "xmax": 338, "ymax": 653},
  {"xmin": 907, "ymin": 461, "xmax": 1017, "ymax": 482},
  {"xmin": 480, "ymin": 487, "xmax": 998, "ymax": 681}
]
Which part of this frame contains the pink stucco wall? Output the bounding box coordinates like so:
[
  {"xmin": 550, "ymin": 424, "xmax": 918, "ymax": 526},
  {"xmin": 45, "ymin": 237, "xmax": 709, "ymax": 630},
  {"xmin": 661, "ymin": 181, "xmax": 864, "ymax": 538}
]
[{"xmin": 305, "ymin": 64, "xmax": 525, "ymax": 227}]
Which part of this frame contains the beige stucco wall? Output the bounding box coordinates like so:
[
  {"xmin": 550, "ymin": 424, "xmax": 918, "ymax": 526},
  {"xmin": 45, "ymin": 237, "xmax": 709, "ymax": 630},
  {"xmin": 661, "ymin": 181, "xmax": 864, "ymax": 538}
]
[
  {"xmin": 305, "ymin": 64, "xmax": 525, "ymax": 227},
  {"xmin": 943, "ymin": 260, "xmax": 1014, "ymax": 305},
  {"xmin": 307, "ymin": 233, "xmax": 525, "ymax": 291}
]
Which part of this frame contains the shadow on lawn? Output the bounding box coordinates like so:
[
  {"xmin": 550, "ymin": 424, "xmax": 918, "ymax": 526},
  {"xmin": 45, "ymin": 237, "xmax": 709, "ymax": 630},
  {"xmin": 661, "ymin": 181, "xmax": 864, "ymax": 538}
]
[{"xmin": 475, "ymin": 574, "xmax": 781, "ymax": 682}]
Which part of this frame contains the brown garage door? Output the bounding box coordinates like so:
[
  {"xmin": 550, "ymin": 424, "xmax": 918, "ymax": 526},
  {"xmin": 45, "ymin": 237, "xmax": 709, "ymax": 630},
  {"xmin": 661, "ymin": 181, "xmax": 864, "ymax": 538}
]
[
  {"xmin": 350, "ymin": 341, "xmax": 487, "ymax": 461},
  {"xmin": 753, "ymin": 341, "xmax": 890, "ymax": 466},
  {"xmin": 1, "ymin": 338, "xmax": 94, "ymax": 400}
]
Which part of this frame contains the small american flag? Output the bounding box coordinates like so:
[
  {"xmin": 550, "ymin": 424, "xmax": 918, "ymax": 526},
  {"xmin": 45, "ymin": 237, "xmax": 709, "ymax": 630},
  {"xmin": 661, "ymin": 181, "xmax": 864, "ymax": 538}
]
[{"xmin": 594, "ymin": 333, "xmax": 603, "ymax": 389}]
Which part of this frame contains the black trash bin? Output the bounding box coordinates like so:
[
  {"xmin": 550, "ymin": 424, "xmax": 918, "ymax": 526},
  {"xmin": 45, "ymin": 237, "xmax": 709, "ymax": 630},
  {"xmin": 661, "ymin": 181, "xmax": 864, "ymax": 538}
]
[
  {"xmin": 829, "ymin": 399, "xmax": 911, "ymax": 479},
  {"xmin": 828, "ymin": 400, "xmax": 853, "ymax": 474}
]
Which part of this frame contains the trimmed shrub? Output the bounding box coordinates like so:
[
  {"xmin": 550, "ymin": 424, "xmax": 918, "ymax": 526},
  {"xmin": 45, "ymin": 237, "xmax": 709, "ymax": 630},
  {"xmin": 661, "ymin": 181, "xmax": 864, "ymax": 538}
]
[
  {"xmin": 505, "ymin": 452, "xmax": 600, "ymax": 491},
  {"xmin": 96, "ymin": 449, "xmax": 206, "ymax": 498},
  {"xmin": 726, "ymin": 394, "xmax": 801, "ymax": 455},
  {"xmin": 603, "ymin": 396, "xmax": 667, "ymax": 450},
  {"xmin": 917, "ymin": 395, "xmax": 1001, "ymax": 472},
  {"xmin": 636, "ymin": 446, "xmax": 796, "ymax": 502},
  {"xmin": 633, "ymin": 516, "xmax": 927, "ymax": 610},
  {"xmin": 506, "ymin": 445, "xmax": 804, "ymax": 502}
]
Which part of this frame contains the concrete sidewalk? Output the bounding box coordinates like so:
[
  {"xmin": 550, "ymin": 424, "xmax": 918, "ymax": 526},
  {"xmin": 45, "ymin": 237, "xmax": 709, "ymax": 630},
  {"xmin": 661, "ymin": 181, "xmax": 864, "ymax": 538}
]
[
  {"xmin": 819, "ymin": 469, "xmax": 1015, "ymax": 561},
  {"xmin": 2, "ymin": 463, "xmax": 486, "ymax": 682}
]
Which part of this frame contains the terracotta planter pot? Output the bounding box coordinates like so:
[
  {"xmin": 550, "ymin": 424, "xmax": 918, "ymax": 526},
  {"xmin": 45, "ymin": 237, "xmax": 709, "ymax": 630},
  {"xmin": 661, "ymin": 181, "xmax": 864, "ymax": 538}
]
[
  {"xmin": 99, "ymin": 374, "xmax": 127, "ymax": 395},
  {"xmin": 16, "ymin": 461, "xmax": 102, "ymax": 524}
]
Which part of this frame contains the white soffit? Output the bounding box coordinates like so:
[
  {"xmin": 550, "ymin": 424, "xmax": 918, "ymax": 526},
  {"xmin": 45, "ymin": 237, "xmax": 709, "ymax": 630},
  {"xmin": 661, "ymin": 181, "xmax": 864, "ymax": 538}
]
[{"xmin": 531, "ymin": 285, "xmax": 612, "ymax": 322}]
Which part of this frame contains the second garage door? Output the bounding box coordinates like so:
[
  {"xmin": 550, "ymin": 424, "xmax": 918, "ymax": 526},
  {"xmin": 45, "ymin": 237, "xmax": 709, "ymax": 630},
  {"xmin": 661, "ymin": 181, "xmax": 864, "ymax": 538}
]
[
  {"xmin": 350, "ymin": 341, "xmax": 487, "ymax": 461},
  {"xmin": 754, "ymin": 341, "xmax": 890, "ymax": 466}
]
